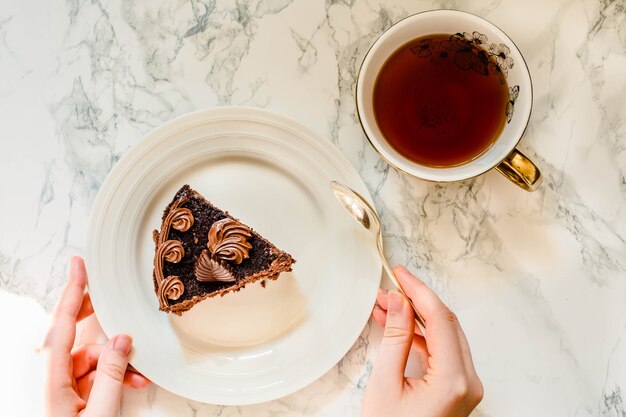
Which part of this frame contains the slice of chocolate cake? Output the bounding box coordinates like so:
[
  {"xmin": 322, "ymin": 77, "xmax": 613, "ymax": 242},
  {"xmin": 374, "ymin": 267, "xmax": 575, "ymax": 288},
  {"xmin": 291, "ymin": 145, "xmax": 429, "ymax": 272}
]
[{"xmin": 152, "ymin": 184, "xmax": 295, "ymax": 315}]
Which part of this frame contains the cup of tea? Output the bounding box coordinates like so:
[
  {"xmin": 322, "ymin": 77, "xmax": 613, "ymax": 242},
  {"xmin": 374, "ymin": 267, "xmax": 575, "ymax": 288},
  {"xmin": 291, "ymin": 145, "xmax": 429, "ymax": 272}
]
[{"xmin": 356, "ymin": 10, "xmax": 541, "ymax": 191}]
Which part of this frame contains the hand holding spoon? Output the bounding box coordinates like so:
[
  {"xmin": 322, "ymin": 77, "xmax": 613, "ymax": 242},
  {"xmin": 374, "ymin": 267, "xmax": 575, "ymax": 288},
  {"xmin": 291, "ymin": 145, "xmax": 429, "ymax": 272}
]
[{"xmin": 330, "ymin": 181, "xmax": 426, "ymax": 330}]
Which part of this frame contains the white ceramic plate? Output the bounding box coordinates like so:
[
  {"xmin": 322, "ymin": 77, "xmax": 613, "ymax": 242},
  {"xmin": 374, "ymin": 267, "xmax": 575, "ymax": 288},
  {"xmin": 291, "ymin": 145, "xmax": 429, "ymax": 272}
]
[{"xmin": 86, "ymin": 107, "xmax": 381, "ymax": 405}]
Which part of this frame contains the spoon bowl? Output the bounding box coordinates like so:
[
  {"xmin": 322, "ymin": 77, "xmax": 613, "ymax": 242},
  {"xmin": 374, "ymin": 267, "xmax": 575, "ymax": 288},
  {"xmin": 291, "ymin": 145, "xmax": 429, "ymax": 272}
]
[{"xmin": 330, "ymin": 181, "xmax": 375, "ymax": 231}]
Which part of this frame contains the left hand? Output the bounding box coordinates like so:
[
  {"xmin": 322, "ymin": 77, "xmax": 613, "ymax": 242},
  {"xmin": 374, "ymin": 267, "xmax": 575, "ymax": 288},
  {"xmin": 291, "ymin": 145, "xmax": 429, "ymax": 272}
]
[{"xmin": 42, "ymin": 256, "xmax": 151, "ymax": 417}]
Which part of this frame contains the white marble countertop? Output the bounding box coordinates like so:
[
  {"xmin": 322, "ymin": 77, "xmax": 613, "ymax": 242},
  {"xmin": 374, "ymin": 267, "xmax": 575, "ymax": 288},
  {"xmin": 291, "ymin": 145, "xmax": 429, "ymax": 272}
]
[{"xmin": 1, "ymin": 0, "xmax": 625, "ymax": 416}]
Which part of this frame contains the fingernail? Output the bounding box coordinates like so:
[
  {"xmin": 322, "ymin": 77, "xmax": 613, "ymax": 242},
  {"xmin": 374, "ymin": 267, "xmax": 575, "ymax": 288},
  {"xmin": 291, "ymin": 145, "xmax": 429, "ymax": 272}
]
[
  {"xmin": 394, "ymin": 264, "xmax": 408, "ymax": 274},
  {"xmin": 112, "ymin": 334, "xmax": 132, "ymax": 354},
  {"xmin": 377, "ymin": 288, "xmax": 388, "ymax": 296},
  {"xmin": 388, "ymin": 291, "xmax": 404, "ymax": 313}
]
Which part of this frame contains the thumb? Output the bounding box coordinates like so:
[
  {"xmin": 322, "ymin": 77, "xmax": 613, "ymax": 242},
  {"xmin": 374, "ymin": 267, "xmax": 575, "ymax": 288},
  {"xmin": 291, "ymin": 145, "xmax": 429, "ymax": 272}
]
[
  {"xmin": 84, "ymin": 334, "xmax": 132, "ymax": 417},
  {"xmin": 371, "ymin": 291, "xmax": 414, "ymax": 387}
]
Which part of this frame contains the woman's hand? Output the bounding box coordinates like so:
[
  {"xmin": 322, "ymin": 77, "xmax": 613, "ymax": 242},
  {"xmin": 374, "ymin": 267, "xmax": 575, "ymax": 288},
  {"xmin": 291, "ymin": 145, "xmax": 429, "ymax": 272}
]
[
  {"xmin": 362, "ymin": 265, "xmax": 483, "ymax": 417},
  {"xmin": 43, "ymin": 256, "xmax": 150, "ymax": 417}
]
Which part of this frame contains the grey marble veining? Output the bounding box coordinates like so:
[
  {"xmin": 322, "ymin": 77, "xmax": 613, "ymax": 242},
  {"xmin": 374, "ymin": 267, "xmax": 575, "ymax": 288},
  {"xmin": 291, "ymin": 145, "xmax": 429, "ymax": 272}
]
[{"xmin": 0, "ymin": 0, "xmax": 625, "ymax": 416}]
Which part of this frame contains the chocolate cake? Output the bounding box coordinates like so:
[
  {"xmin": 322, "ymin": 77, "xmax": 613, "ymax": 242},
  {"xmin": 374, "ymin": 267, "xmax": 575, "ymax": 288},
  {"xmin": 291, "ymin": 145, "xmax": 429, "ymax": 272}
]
[{"xmin": 152, "ymin": 184, "xmax": 295, "ymax": 315}]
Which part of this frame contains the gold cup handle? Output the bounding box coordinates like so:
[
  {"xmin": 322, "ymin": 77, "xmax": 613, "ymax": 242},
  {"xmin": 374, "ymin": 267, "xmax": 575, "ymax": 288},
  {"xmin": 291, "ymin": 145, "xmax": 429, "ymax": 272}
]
[{"xmin": 495, "ymin": 148, "xmax": 542, "ymax": 192}]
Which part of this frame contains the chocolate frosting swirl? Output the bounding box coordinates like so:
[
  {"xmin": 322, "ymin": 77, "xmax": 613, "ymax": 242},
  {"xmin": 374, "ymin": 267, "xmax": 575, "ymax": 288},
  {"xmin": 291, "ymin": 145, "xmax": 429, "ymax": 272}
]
[
  {"xmin": 194, "ymin": 249, "xmax": 236, "ymax": 282},
  {"xmin": 158, "ymin": 276, "xmax": 184, "ymax": 307},
  {"xmin": 169, "ymin": 208, "xmax": 194, "ymax": 232},
  {"xmin": 153, "ymin": 197, "xmax": 193, "ymax": 309},
  {"xmin": 208, "ymin": 218, "xmax": 252, "ymax": 264},
  {"xmin": 160, "ymin": 240, "xmax": 184, "ymax": 263}
]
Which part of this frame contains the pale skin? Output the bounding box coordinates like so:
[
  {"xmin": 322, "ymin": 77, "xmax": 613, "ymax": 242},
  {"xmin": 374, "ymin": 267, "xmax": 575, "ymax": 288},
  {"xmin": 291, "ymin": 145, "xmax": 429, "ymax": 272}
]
[
  {"xmin": 362, "ymin": 265, "xmax": 484, "ymax": 417},
  {"xmin": 45, "ymin": 259, "xmax": 481, "ymax": 416},
  {"xmin": 43, "ymin": 257, "xmax": 150, "ymax": 417}
]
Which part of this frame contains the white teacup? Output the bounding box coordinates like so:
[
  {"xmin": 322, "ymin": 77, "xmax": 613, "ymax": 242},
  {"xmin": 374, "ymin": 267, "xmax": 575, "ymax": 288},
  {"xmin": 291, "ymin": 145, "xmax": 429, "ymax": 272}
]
[{"xmin": 356, "ymin": 10, "xmax": 541, "ymax": 191}]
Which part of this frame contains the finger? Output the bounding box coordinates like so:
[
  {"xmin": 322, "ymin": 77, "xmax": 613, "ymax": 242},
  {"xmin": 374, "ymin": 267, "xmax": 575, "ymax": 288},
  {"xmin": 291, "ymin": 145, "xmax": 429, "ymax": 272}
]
[
  {"xmin": 77, "ymin": 292, "xmax": 94, "ymax": 322},
  {"xmin": 393, "ymin": 265, "xmax": 465, "ymax": 372},
  {"xmin": 376, "ymin": 288, "xmax": 388, "ymax": 309},
  {"xmin": 124, "ymin": 371, "xmax": 151, "ymax": 389},
  {"xmin": 374, "ymin": 304, "xmax": 430, "ymax": 381},
  {"xmin": 72, "ymin": 344, "xmax": 103, "ymax": 380},
  {"xmin": 84, "ymin": 335, "xmax": 132, "ymax": 417},
  {"xmin": 44, "ymin": 257, "xmax": 88, "ymax": 351},
  {"xmin": 76, "ymin": 370, "xmax": 147, "ymax": 401},
  {"xmin": 373, "ymin": 302, "xmax": 424, "ymax": 337},
  {"xmin": 77, "ymin": 370, "xmax": 146, "ymax": 401},
  {"xmin": 372, "ymin": 304, "xmax": 387, "ymax": 327},
  {"xmin": 370, "ymin": 291, "xmax": 415, "ymax": 388},
  {"xmin": 72, "ymin": 344, "xmax": 151, "ymax": 387},
  {"xmin": 76, "ymin": 370, "xmax": 96, "ymax": 401},
  {"xmin": 43, "ymin": 257, "xmax": 89, "ymax": 395}
]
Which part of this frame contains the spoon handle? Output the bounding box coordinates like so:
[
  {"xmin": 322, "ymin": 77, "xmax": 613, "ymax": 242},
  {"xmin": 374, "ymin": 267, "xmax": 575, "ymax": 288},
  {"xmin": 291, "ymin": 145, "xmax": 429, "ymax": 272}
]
[{"xmin": 377, "ymin": 238, "xmax": 427, "ymax": 331}]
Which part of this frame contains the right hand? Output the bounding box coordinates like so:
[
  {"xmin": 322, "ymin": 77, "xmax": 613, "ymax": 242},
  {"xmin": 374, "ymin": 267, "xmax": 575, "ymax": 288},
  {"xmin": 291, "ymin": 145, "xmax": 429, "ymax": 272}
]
[{"xmin": 361, "ymin": 265, "xmax": 483, "ymax": 417}]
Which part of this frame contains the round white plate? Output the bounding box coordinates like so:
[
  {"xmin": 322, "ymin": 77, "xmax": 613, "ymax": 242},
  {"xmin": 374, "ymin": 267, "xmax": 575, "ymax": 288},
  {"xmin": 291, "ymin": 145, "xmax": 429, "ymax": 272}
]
[{"xmin": 86, "ymin": 107, "xmax": 381, "ymax": 405}]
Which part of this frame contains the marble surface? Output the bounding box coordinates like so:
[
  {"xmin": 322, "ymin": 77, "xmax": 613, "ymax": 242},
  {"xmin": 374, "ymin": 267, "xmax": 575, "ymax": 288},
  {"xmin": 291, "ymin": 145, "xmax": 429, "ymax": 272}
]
[{"xmin": 1, "ymin": 0, "xmax": 625, "ymax": 416}]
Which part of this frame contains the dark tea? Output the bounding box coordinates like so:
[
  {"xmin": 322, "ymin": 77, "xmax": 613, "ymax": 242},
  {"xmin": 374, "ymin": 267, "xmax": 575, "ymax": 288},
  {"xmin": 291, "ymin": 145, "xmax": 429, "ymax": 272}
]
[{"xmin": 373, "ymin": 33, "xmax": 510, "ymax": 167}]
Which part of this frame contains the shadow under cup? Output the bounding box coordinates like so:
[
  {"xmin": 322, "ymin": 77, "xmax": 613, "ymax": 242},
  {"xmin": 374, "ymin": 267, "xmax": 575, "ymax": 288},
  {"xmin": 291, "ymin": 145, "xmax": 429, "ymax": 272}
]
[{"xmin": 356, "ymin": 10, "xmax": 542, "ymax": 192}]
